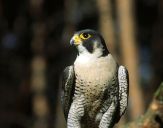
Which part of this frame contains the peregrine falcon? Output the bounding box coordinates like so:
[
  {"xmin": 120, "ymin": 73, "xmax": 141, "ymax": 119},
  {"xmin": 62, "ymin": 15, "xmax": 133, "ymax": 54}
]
[{"xmin": 61, "ymin": 29, "xmax": 129, "ymax": 128}]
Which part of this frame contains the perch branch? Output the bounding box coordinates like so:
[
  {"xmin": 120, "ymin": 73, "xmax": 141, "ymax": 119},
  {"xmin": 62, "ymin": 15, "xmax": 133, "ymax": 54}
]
[{"xmin": 122, "ymin": 83, "xmax": 163, "ymax": 128}]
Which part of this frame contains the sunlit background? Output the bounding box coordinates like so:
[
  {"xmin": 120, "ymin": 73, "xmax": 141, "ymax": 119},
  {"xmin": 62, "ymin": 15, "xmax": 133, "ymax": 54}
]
[{"xmin": 0, "ymin": 0, "xmax": 163, "ymax": 128}]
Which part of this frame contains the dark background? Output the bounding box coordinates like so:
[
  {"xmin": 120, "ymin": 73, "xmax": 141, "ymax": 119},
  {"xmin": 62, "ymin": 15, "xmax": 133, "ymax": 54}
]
[{"xmin": 0, "ymin": 0, "xmax": 163, "ymax": 128}]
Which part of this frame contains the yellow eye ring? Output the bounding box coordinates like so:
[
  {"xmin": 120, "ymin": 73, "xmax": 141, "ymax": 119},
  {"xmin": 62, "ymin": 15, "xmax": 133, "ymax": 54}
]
[{"xmin": 79, "ymin": 33, "xmax": 91, "ymax": 40}]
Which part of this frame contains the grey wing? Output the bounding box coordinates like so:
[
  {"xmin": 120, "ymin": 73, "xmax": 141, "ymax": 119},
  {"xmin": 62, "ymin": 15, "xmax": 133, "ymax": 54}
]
[
  {"xmin": 118, "ymin": 65, "xmax": 129, "ymax": 116},
  {"xmin": 61, "ymin": 65, "xmax": 75, "ymax": 119}
]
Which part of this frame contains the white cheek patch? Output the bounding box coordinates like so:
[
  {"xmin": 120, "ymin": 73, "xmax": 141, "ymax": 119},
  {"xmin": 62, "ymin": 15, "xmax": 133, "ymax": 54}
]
[
  {"xmin": 77, "ymin": 45, "xmax": 89, "ymax": 54},
  {"xmin": 94, "ymin": 41, "xmax": 99, "ymax": 49}
]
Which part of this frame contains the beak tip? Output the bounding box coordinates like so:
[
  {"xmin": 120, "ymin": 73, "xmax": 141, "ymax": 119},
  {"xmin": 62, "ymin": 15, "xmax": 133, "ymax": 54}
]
[{"xmin": 70, "ymin": 38, "xmax": 74, "ymax": 45}]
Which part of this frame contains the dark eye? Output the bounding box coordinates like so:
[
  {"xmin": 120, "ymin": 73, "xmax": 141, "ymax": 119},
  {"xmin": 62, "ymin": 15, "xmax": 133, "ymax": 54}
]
[
  {"xmin": 83, "ymin": 33, "xmax": 89, "ymax": 38},
  {"xmin": 80, "ymin": 33, "xmax": 91, "ymax": 40}
]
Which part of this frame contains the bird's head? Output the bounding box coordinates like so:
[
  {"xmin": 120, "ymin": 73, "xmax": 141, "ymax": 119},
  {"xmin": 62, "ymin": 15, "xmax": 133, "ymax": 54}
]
[{"xmin": 70, "ymin": 29, "xmax": 109, "ymax": 57}]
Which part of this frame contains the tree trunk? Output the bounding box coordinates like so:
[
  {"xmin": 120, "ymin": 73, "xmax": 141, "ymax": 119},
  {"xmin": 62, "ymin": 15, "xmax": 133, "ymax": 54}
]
[
  {"xmin": 30, "ymin": 22, "xmax": 49, "ymax": 128},
  {"xmin": 116, "ymin": 0, "xmax": 144, "ymax": 119},
  {"xmin": 97, "ymin": 0, "xmax": 116, "ymax": 56},
  {"xmin": 122, "ymin": 82, "xmax": 163, "ymax": 128}
]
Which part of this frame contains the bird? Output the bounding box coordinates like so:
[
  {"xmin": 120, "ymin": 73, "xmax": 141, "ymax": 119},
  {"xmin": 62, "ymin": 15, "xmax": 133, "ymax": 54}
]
[{"xmin": 61, "ymin": 29, "xmax": 129, "ymax": 128}]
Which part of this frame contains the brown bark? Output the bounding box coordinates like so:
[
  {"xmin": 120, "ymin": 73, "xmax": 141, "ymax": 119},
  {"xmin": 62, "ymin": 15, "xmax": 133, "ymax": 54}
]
[
  {"xmin": 30, "ymin": 22, "xmax": 49, "ymax": 128},
  {"xmin": 116, "ymin": 0, "xmax": 144, "ymax": 119},
  {"xmin": 122, "ymin": 83, "xmax": 163, "ymax": 128},
  {"xmin": 97, "ymin": 0, "xmax": 116, "ymax": 56}
]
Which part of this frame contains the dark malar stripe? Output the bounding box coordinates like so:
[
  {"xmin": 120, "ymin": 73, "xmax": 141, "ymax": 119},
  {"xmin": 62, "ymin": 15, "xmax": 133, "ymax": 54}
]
[{"xmin": 83, "ymin": 41, "xmax": 94, "ymax": 53}]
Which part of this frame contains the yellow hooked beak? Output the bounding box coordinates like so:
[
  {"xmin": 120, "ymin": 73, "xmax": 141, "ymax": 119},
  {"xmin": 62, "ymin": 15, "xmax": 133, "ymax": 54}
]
[{"xmin": 70, "ymin": 35, "xmax": 82, "ymax": 45}]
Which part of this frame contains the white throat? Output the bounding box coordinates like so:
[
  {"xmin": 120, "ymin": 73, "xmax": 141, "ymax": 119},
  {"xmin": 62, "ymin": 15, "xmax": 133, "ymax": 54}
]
[
  {"xmin": 75, "ymin": 53, "xmax": 92, "ymax": 64},
  {"xmin": 75, "ymin": 48, "xmax": 104, "ymax": 64}
]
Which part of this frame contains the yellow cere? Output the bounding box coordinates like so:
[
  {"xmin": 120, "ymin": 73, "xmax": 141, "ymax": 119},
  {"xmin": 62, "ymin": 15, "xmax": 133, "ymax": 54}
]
[
  {"xmin": 73, "ymin": 35, "xmax": 82, "ymax": 45},
  {"xmin": 79, "ymin": 33, "xmax": 91, "ymax": 40}
]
